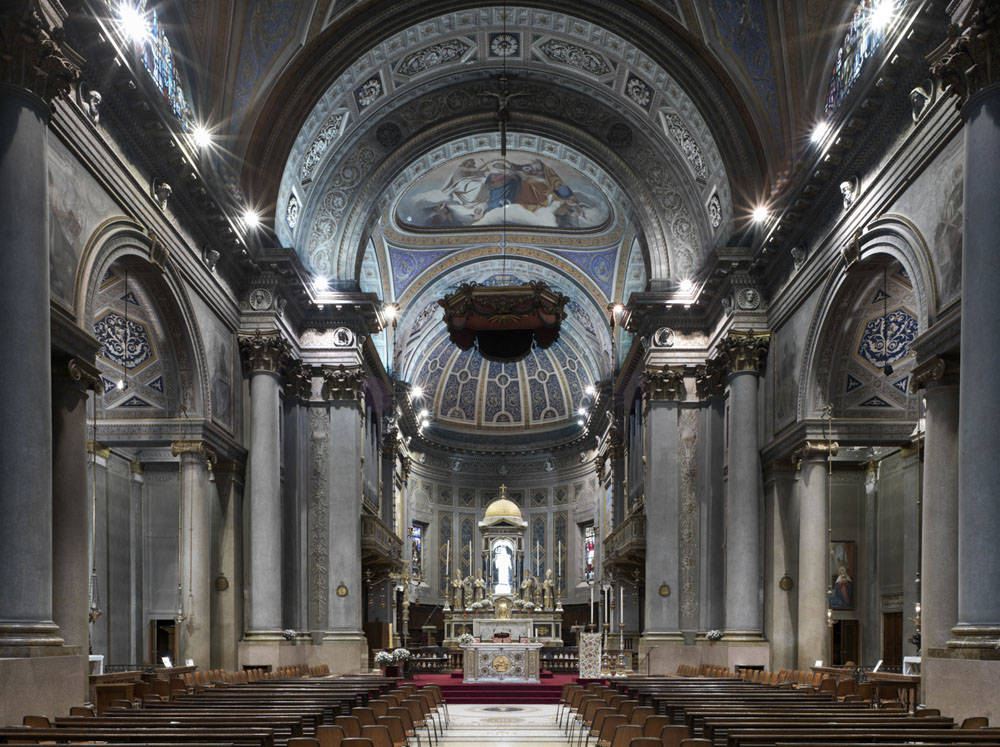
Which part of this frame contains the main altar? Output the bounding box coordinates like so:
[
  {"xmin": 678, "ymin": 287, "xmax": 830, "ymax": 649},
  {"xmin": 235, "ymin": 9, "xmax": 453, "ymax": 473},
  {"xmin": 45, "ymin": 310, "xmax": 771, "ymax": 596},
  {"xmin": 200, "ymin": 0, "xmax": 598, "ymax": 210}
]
[
  {"xmin": 442, "ymin": 487, "xmax": 564, "ymax": 653},
  {"xmin": 462, "ymin": 642, "xmax": 543, "ymax": 683}
]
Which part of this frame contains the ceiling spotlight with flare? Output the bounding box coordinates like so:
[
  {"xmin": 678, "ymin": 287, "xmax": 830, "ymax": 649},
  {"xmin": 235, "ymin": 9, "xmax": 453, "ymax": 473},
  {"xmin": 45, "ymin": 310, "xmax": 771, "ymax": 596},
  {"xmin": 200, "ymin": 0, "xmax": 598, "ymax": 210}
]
[
  {"xmin": 679, "ymin": 278, "xmax": 694, "ymax": 293},
  {"xmin": 191, "ymin": 124, "xmax": 212, "ymax": 149},
  {"xmin": 752, "ymin": 205, "xmax": 770, "ymax": 224},
  {"xmin": 810, "ymin": 120, "xmax": 830, "ymax": 145},
  {"xmin": 410, "ymin": 385, "xmax": 424, "ymax": 400},
  {"xmin": 585, "ymin": 384, "xmax": 597, "ymax": 397},
  {"xmin": 242, "ymin": 209, "xmax": 261, "ymax": 230},
  {"xmin": 117, "ymin": 2, "xmax": 148, "ymax": 44}
]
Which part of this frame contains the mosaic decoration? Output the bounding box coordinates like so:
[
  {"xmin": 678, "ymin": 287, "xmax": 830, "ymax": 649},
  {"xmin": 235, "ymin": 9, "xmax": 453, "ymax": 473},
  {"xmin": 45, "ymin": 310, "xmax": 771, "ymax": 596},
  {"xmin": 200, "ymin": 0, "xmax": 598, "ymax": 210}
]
[
  {"xmin": 872, "ymin": 288, "xmax": 890, "ymax": 304},
  {"xmin": 100, "ymin": 375, "xmax": 117, "ymax": 394},
  {"xmin": 438, "ymin": 348, "xmax": 483, "ymax": 421},
  {"xmin": 230, "ymin": 0, "xmax": 299, "ymax": 123},
  {"xmin": 300, "ymin": 112, "xmax": 347, "ymax": 184},
  {"xmin": 566, "ymin": 300, "xmax": 598, "ymax": 339},
  {"xmin": 825, "ymin": 0, "xmax": 903, "ymax": 114},
  {"xmin": 530, "ymin": 489, "xmax": 547, "ymax": 508},
  {"xmin": 460, "ymin": 515, "xmax": 475, "ymax": 577},
  {"xmin": 396, "ymin": 38, "xmax": 473, "ymax": 77},
  {"xmin": 509, "ymin": 489, "xmax": 524, "ymax": 506},
  {"xmin": 856, "ymin": 308, "xmax": 918, "ymax": 369},
  {"xmin": 708, "ymin": 193, "xmax": 722, "ymax": 229},
  {"xmin": 387, "ymin": 246, "xmax": 453, "ymax": 295},
  {"xmin": 120, "ymin": 290, "xmax": 141, "ymax": 306},
  {"xmin": 893, "ymin": 376, "xmax": 910, "ymax": 394},
  {"xmin": 551, "ymin": 247, "xmax": 618, "ymax": 298},
  {"xmin": 147, "ymin": 375, "xmax": 164, "ymax": 392},
  {"xmin": 286, "ymin": 193, "xmax": 299, "ymax": 229},
  {"xmin": 119, "ymin": 395, "xmax": 153, "ymax": 407},
  {"xmin": 110, "ymin": 0, "xmax": 194, "ymax": 131},
  {"xmin": 661, "ymin": 112, "xmax": 708, "ymax": 180},
  {"xmin": 624, "ymin": 73, "xmax": 653, "ymax": 110},
  {"xmin": 532, "ymin": 516, "xmax": 546, "ymax": 577},
  {"xmin": 710, "ymin": 0, "xmax": 781, "ymax": 141},
  {"xmin": 537, "ymin": 38, "xmax": 612, "ymax": 76},
  {"xmin": 860, "ymin": 396, "xmax": 892, "ymax": 407},
  {"xmin": 354, "ymin": 73, "xmax": 384, "ymax": 110},
  {"xmin": 439, "ymin": 512, "xmax": 453, "ymax": 596},
  {"xmin": 554, "ymin": 486, "xmax": 568, "ymax": 505},
  {"xmin": 488, "ymin": 32, "xmax": 520, "ymax": 57},
  {"xmin": 484, "ymin": 360, "xmax": 523, "ymax": 423},
  {"xmin": 459, "ymin": 489, "xmax": 476, "ymax": 507},
  {"xmin": 395, "ymin": 150, "xmax": 612, "ymax": 231},
  {"xmin": 845, "ymin": 373, "xmax": 863, "ymax": 393},
  {"xmin": 95, "ymin": 311, "xmax": 155, "ymax": 372},
  {"xmin": 438, "ymin": 486, "xmax": 453, "ymax": 505}
]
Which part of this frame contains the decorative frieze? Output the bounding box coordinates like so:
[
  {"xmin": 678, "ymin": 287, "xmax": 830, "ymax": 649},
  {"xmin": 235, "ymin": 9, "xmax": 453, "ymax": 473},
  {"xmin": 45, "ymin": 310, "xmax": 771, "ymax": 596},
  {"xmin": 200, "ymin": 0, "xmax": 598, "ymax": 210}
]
[
  {"xmin": 238, "ymin": 331, "xmax": 289, "ymax": 373},
  {"xmin": 718, "ymin": 330, "xmax": 770, "ymax": 374},
  {"xmin": 928, "ymin": 0, "xmax": 1000, "ymax": 106},
  {"xmin": 321, "ymin": 364, "xmax": 365, "ymax": 401},
  {"xmin": 0, "ymin": 4, "xmax": 79, "ymax": 107}
]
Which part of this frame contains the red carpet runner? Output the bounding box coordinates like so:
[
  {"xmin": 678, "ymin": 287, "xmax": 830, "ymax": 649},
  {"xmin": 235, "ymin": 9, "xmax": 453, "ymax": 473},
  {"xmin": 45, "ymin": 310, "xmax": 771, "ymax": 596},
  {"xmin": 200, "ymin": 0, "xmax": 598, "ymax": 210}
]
[{"xmin": 406, "ymin": 673, "xmax": 579, "ymax": 704}]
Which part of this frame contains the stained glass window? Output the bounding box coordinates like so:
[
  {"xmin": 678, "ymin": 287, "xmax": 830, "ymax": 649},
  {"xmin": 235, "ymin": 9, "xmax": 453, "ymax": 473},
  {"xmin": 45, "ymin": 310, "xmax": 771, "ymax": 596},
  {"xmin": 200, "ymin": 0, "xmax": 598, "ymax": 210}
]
[
  {"xmin": 825, "ymin": 0, "xmax": 904, "ymax": 115},
  {"xmin": 584, "ymin": 524, "xmax": 596, "ymax": 582},
  {"xmin": 410, "ymin": 524, "xmax": 423, "ymax": 577},
  {"xmin": 111, "ymin": 1, "xmax": 195, "ymax": 131}
]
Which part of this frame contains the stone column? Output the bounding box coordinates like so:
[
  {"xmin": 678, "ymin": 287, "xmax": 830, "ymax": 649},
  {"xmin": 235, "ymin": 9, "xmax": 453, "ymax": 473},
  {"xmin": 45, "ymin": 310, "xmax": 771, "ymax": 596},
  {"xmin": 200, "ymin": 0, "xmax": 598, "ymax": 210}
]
[
  {"xmin": 913, "ymin": 357, "xmax": 959, "ymax": 654},
  {"xmin": 719, "ymin": 331, "xmax": 769, "ymax": 638},
  {"xmin": 794, "ymin": 443, "xmax": 837, "ymax": 668},
  {"xmin": 213, "ymin": 461, "xmax": 244, "ymax": 672},
  {"xmin": 641, "ymin": 367, "xmax": 684, "ymax": 640},
  {"xmin": 931, "ymin": 14, "xmax": 1000, "ymax": 649},
  {"xmin": 238, "ymin": 333, "xmax": 288, "ymax": 639},
  {"xmin": 51, "ymin": 358, "xmax": 98, "ymax": 652},
  {"xmin": 0, "ymin": 2, "xmax": 77, "ymax": 653},
  {"xmin": 764, "ymin": 465, "xmax": 798, "ymax": 672},
  {"xmin": 171, "ymin": 441, "xmax": 215, "ymax": 667},
  {"xmin": 321, "ymin": 365, "xmax": 367, "ymax": 671}
]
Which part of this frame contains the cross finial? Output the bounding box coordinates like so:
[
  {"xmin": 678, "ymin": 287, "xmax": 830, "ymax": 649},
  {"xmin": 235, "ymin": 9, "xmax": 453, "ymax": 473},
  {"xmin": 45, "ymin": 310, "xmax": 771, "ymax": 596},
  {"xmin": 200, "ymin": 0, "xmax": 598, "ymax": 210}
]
[{"xmin": 499, "ymin": 483, "xmax": 507, "ymax": 498}]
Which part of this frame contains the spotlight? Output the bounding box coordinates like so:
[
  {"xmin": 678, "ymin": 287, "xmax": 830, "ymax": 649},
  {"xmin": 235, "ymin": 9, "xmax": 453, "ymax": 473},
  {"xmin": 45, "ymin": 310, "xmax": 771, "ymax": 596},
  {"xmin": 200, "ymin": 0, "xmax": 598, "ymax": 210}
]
[
  {"xmin": 577, "ymin": 419, "xmax": 585, "ymax": 427},
  {"xmin": 116, "ymin": 378, "xmax": 126, "ymax": 390},
  {"xmin": 679, "ymin": 278, "xmax": 693, "ymax": 293},
  {"xmin": 191, "ymin": 124, "xmax": 212, "ymax": 149},
  {"xmin": 419, "ymin": 409, "xmax": 429, "ymax": 419},
  {"xmin": 612, "ymin": 303, "xmax": 624, "ymax": 315},
  {"xmin": 383, "ymin": 303, "xmax": 399, "ymax": 321},
  {"xmin": 242, "ymin": 209, "xmax": 261, "ymax": 230},
  {"xmin": 577, "ymin": 407, "xmax": 587, "ymax": 417},
  {"xmin": 752, "ymin": 205, "xmax": 769, "ymax": 224},
  {"xmin": 117, "ymin": 2, "xmax": 148, "ymax": 44},
  {"xmin": 870, "ymin": 0, "xmax": 895, "ymax": 32},
  {"xmin": 810, "ymin": 120, "xmax": 830, "ymax": 145},
  {"xmin": 421, "ymin": 419, "xmax": 430, "ymax": 429},
  {"xmin": 312, "ymin": 275, "xmax": 329, "ymax": 292},
  {"xmin": 410, "ymin": 385, "xmax": 424, "ymax": 400},
  {"xmin": 585, "ymin": 384, "xmax": 596, "ymax": 397}
]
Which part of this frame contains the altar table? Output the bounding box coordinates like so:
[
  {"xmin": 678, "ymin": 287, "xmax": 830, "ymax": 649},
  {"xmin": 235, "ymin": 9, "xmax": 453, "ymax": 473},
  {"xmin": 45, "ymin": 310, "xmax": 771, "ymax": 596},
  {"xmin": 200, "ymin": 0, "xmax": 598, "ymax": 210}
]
[{"xmin": 461, "ymin": 642, "xmax": 543, "ymax": 683}]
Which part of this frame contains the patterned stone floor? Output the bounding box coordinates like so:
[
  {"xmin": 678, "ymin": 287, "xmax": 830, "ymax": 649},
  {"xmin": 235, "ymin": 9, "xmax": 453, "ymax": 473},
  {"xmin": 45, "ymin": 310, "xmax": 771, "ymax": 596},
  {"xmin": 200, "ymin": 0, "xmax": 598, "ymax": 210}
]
[{"xmin": 437, "ymin": 704, "xmax": 571, "ymax": 746}]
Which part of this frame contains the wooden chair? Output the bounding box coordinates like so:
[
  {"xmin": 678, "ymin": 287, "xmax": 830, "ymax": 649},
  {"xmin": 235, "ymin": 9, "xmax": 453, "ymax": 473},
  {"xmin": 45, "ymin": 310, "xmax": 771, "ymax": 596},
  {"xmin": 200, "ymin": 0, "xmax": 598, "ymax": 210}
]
[
  {"xmin": 595, "ymin": 714, "xmax": 627, "ymax": 747},
  {"xmin": 618, "ymin": 700, "xmax": 639, "ymax": 719},
  {"xmin": 361, "ymin": 724, "xmax": 394, "ymax": 747},
  {"xmin": 659, "ymin": 724, "xmax": 690, "ymax": 747},
  {"xmin": 341, "ymin": 740, "xmax": 374, "ymax": 747},
  {"xmin": 630, "ymin": 706, "xmax": 655, "ymax": 726},
  {"xmin": 317, "ymin": 724, "xmax": 346, "ymax": 747},
  {"xmin": 626, "ymin": 739, "xmax": 660, "ymax": 747},
  {"xmin": 678, "ymin": 740, "xmax": 711, "ymax": 747},
  {"xmin": 22, "ymin": 716, "xmax": 50, "ymax": 728},
  {"xmin": 288, "ymin": 739, "xmax": 320, "ymax": 747},
  {"xmin": 577, "ymin": 698, "xmax": 608, "ymax": 746},
  {"xmin": 584, "ymin": 708, "xmax": 616, "ymax": 747},
  {"xmin": 642, "ymin": 715, "xmax": 670, "ymax": 738},
  {"xmin": 352, "ymin": 707, "xmax": 377, "ymax": 727},
  {"xmin": 558, "ymin": 684, "xmax": 583, "ymax": 727},
  {"xmin": 388, "ymin": 705, "xmax": 423, "ymax": 747},
  {"xmin": 401, "ymin": 697, "xmax": 436, "ymax": 743},
  {"xmin": 962, "ymin": 716, "xmax": 990, "ymax": 729},
  {"xmin": 609, "ymin": 724, "xmax": 642, "ymax": 747},
  {"xmin": 68, "ymin": 707, "xmax": 95, "ymax": 717},
  {"xmin": 369, "ymin": 700, "xmax": 389, "ymax": 718},
  {"xmin": 335, "ymin": 715, "xmax": 363, "ymax": 738},
  {"xmin": 377, "ymin": 715, "xmax": 409, "ymax": 747},
  {"xmin": 916, "ymin": 707, "xmax": 941, "ymax": 717}
]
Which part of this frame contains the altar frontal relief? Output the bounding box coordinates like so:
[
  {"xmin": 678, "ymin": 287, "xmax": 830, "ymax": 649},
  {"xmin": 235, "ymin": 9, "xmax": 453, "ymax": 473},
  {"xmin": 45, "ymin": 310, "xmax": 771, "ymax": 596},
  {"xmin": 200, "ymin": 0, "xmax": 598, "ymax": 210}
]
[{"xmin": 395, "ymin": 150, "xmax": 613, "ymax": 230}]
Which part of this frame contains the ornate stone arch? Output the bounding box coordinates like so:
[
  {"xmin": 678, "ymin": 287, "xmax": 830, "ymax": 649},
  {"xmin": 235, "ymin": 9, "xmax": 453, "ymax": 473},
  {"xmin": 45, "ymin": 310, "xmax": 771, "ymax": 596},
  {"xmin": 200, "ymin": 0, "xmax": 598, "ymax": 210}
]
[
  {"xmin": 75, "ymin": 218, "xmax": 210, "ymax": 419},
  {"xmin": 798, "ymin": 215, "xmax": 936, "ymax": 421}
]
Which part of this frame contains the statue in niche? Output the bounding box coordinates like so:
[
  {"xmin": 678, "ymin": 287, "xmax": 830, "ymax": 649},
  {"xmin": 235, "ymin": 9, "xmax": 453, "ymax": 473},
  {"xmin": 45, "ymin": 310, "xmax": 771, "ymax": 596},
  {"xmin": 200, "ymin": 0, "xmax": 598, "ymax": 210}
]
[
  {"xmin": 493, "ymin": 543, "xmax": 513, "ymax": 593},
  {"xmin": 542, "ymin": 569, "xmax": 555, "ymax": 611},
  {"xmin": 463, "ymin": 575, "xmax": 474, "ymax": 609},
  {"xmin": 474, "ymin": 570, "xmax": 487, "ymax": 603},
  {"xmin": 451, "ymin": 570, "xmax": 465, "ymax": 609}
]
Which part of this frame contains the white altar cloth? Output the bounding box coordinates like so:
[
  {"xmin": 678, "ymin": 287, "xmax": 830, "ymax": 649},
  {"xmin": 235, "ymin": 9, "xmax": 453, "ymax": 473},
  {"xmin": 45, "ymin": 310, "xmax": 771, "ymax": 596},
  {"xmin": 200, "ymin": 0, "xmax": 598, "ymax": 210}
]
[{"xmin": 461, "ymin": 642, "xmax": 543, "ymax": 683}]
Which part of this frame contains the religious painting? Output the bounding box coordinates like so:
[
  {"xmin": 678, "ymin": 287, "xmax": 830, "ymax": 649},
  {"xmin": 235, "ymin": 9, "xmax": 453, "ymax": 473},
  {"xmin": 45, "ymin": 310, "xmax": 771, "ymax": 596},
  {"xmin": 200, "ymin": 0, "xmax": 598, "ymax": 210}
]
[
  {"xmin": 394, "ymin": 150, "xmax": 613, "ymax": 231},
  {"xmin": 829, "ymin": 540, "xmax": 856, "ymax": 610}
]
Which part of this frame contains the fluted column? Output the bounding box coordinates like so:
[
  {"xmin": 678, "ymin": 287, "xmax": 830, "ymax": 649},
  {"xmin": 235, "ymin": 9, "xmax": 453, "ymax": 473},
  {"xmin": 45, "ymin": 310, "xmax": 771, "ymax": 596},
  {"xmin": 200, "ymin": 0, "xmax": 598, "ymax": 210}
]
[
  {"xmin": 642, "ymin": 367, "xmax": 684, "ymax": 638},
  {"xmin": 794, "ymin": 443, "xmax": 837, "ymax": 668},
  {"xmin": 0, "ymin": 2, "xmax": 78, "ymax": 652},
  {"xmin": 239, "ymin": 333, "xmax": 288, "ymax": 638},
  {"xmin": 719, "ymin": 331, "xmax": 769, "ymax": 637},
  {"xmin": 171, "ymin": 440, "xmax": 215, "ymax": 667}
]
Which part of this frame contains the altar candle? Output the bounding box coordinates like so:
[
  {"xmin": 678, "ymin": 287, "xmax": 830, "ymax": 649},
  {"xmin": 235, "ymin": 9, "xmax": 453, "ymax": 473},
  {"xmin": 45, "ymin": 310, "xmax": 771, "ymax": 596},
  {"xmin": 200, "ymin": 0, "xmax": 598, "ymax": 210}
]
[
  {"xmin": 446, "ymin": 539, "xmax": 450, "ymax": 576},
  {"xmin": 620, "ymin": 586, "xmax": 624, "ymax": 627},
  {"xmin": 469, "ymin": 541, "xmax": 472, "ymax": 569},
  {"xmin": 557, "ymin": 540, "xmax": 562, "ymax": 578},
  {"xmin": 536, "ymin": 543, "xmax": 540, "ymax": 574},
  {"xmin": 590, "ymin": 584, "xmax": 594, "ymax": 625}
]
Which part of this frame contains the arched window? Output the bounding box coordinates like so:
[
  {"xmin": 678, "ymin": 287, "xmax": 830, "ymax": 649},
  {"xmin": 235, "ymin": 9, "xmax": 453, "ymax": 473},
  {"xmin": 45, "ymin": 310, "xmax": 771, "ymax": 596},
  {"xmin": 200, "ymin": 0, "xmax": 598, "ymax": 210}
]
[
  {"xmin": 825, "ymin": 0, "xmax": 904, "ymax": 115},
  {"xmin": 110, "ymin": 1, "xmax": 195, "ymax": 131}
]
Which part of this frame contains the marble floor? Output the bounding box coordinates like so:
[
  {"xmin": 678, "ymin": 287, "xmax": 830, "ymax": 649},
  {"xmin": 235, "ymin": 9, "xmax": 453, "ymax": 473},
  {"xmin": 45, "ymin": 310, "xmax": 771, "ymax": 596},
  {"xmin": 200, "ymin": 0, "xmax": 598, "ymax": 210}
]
[{"xmin": 436, "ymin": 704, "xmax": 571, "ymax": 746}]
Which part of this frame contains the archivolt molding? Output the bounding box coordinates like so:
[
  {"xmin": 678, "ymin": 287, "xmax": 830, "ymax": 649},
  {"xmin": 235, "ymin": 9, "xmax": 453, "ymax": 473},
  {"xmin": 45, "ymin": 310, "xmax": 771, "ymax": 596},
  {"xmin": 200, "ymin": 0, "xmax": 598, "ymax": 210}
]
[{"xmin": 797, "ymin": 215, "xmax": 935, "ymax": 422}]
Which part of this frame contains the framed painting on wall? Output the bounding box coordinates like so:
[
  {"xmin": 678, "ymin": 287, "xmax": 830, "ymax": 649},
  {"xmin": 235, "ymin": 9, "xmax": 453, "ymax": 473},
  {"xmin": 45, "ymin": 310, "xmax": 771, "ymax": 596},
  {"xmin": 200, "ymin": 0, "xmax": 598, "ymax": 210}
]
[{"xmin": 829, "ymin": 540, "xmax": 856, "ymax": 610}]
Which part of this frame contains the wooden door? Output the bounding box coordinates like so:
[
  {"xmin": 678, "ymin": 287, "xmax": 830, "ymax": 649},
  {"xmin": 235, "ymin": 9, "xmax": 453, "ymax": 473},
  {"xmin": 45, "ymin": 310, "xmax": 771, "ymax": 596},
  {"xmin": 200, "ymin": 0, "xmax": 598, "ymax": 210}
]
[
  {"xmin": 882, "ymin": 611, "xmax": 902, "ymax": 668},
  {"xmin": 830, "ymin": 619, "xmax": 859, "ymax": 665}
]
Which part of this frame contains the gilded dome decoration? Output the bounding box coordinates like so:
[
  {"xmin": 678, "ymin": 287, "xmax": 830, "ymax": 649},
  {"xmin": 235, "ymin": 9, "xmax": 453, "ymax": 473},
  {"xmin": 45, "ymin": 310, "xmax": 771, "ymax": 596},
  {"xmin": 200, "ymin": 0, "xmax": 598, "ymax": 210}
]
[{"xmin": 481, "ymin": 489, "xmax": 527, "ymax": 528}]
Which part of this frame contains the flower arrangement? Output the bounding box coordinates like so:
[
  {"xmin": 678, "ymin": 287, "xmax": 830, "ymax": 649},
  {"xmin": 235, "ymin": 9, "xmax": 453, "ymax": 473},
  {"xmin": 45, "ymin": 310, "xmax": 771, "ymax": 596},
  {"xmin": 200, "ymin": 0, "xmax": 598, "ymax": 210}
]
[
  {"xmin": 458, "ymin": 633, "xmax": 475, "ymax": 645},
  {"xmin": 281, "ymin": 628, "xmax": 296, "ymax": 640},
  {"xmin": 706, "ymin": 629, "xmax": 724, "ymax": 642},
  {"xmin": 513, "ymin": 599, "xmax": 526, "ymax": 608},
  {"xmin": 523, "ymin": 601, "xmax": 536, "ymax": 611},
  {"xmin": 470, "ymin": 601, "xmax": 484, "ymax": 611},
  {"xmin": 391, "ymin": 647, "xmax": 412, "ymax": 662},
  {"xmin": 374, "ymin": 650, "xmax": 394, "ymax": 667}
]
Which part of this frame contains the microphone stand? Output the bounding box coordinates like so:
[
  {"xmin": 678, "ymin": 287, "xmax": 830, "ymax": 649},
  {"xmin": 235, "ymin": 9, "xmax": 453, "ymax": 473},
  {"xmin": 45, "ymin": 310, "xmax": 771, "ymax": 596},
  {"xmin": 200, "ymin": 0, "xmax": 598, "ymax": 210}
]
[{"xmin": 642, "ymin": 646, "xmax": 658, "ymax": 675}]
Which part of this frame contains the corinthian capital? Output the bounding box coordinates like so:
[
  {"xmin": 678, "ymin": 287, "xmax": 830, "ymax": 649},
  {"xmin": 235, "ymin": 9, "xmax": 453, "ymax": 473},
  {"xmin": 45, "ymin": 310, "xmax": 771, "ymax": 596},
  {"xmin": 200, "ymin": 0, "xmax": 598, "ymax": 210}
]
[
  {"xmin": 0, "ymin": 2, "xmax": 79, "ymax": 106},
  {"xmin": 929, "ymin": 0, "xmax": 1000, "ymax": 105},
  {"xmin": 718, "ymin": 329, "xmax": 770, "ymax": 375},
  {"xmin": 643, "ymin": 365, "xmax": 685, "ymax": 401},
  {"xmin": 321, "ymin": 364, "xmax": 365, "ymax": 401},
  {"xmin": 238, "ymin": 331, "xmax": 289, "ymax": 373}
]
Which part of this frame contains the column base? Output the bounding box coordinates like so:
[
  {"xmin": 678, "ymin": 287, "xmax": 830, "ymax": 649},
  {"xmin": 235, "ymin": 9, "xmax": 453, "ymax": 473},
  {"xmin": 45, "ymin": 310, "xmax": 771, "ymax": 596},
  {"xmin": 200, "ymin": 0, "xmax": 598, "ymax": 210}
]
[
  {"xmin": 947, "ymin": 624, "xmax": 1000, "ymax": 650},
  {"xmin": 720, "ymin": 630, "xmax": 766, "ymax": 643},
  {"xmin": 0, "ymin": 653, "xmax": 88, "ymax": 727},
  {"xmin": 0, "ymin": 621, "xmax": 68, "ymax": 657},
  {"xmin": 319, "ymin": 631, "xmax": 369, "ymax": 674},
  {"xmin": 637, "ymin": 633, "xmax": 770, "ymax": 674},
  {"xmin": 923, "ymin": 654, "xmax": 1000, "ymax": 724}
]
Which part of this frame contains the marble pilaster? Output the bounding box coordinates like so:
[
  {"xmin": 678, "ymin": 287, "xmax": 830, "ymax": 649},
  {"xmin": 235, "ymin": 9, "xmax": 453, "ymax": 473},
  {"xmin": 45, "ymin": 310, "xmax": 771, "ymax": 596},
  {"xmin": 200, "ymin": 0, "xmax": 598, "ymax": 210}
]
[
  {"xmin": 719, "ymin": 331, "xmax": 769, "ymax": 638},
  {"xmin": 794, "ymin": 443, "xmax": 837, "ymax": 668},
  {"xmin": 171, "ymin": 440, "xmax": 215, "ymax": 667}
]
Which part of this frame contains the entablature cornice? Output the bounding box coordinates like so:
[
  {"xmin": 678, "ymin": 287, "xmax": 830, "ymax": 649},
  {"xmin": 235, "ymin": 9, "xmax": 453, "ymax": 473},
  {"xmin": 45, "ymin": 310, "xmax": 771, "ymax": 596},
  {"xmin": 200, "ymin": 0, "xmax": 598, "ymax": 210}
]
[{"xmin": 761, "ymin": 417, "xmax": 918, "ymax": 467}]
